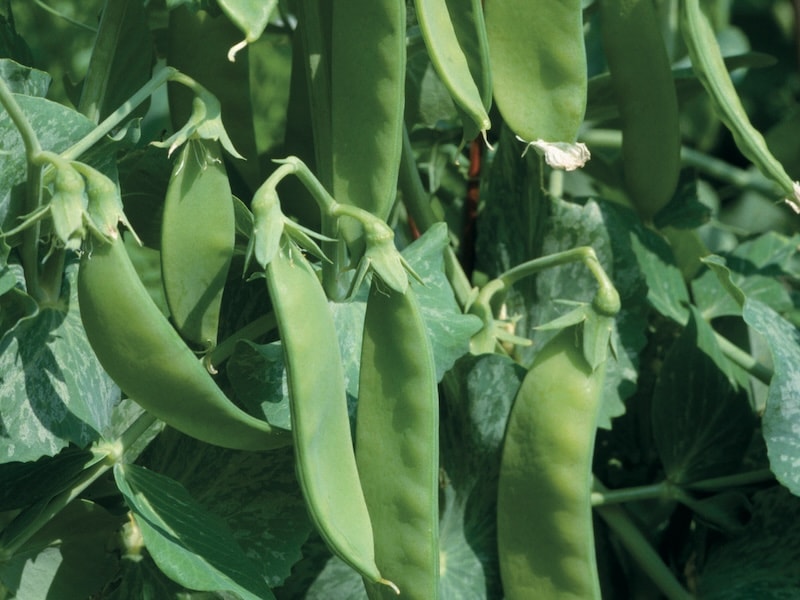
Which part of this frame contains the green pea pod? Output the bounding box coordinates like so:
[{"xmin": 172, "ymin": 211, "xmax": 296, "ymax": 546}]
[
  {"xmin": 356, "ymin": 282, "xmax": 439, "ymax": 600},
  {"xmin": 679, "ymin": 0, "xmax": 798, "ymax": 203},
  {"xmin": 497, "ymin": 326, "xmax": 604, "ymax": 600},
  {"xmin": 415, "ymin": 0, "xmax": 491, "ymax": 139},
  {"xmin": 79, "ymin": 235, "xmax": 291, "ymax": 451},
  {"xmin": 265, "ymin": 238, "xmax": 396, "ymax": 592},
  {"xmin": 600, "ymin": 0, "xmax": 681, "ymax": 221},
  {"xmin": 331, "ymin": 0, "xmax": 405, "ymax": 241},
  {"xmin": 484, "ymin": 0, "xmax": 587, "ymax": 143},
  {"xmin": 161, "ymin": 139, "xmax": 235, "ymax": 349}
]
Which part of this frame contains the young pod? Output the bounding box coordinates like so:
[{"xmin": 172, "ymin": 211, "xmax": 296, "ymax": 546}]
[
  {"xmin": 357, "ymin": 282, "xmax": 439, "ymax": 599},
  {"xmin": 497, "ymin": 326, "xmax": 604, "ymax": 600},
  {"xmin": 79, "ymin": 234, "xmax": 291, "ymax": 451}
]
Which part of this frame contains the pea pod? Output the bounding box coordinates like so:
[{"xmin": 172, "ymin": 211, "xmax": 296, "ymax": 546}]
[
  {"xmin": 497, "ymin": 325, "xmax": 604, "ymax": 600},
  {"xmin": 161, "ymin": 139, "xmax": 235, "ymax": 349},
  {"xmin": 679, "ymin": 0, "xmax": 798, "ymax": 202},
  {"xmin": 356, "ymin": 282, "xmax": 439, "ymax": 599},
  {"xmin": 600, "ymin": 0, "xmax": 681, "ymax": 221},
  {"xmin": 78, "ymin": 234, "xmax": 291, "ymax": 451},
  {"xmin": 415, "ymin": 0, "xmax": 491, "ymax": 138},
  {"xmin": 264, "ymin": 237, "xmax": 396, "ymax": 592},
  {"xmin": 331, "ymin": 0, "xmax": 405, "ymax": 238},
  {"xmin": 484, "ymin": 0, "xmax": 587, "ymax": 143}
]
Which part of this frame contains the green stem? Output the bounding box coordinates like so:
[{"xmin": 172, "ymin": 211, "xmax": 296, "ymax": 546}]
[
  {"xmin": 399, "ymin": 126, "xmax": 473, "ymax": 308},
  {"xmin": 62, "ymin": 66, "xmax": 176, "ymax": 161},
  {"xmin": 591, "ymin": 481, "xmax": 674, "ymax": 506},
  {"xmin": 78, "ymin": 0, "xmax": 131, "ymax": 122},
  {"xmin": 594, "ymin": 481, "xmax": 694, "ymax": 600},
  {"xmin": 714, "ymin": 331, "xmax": 773, "ymax": 385},
  {"xmin": 684, "ymin": 468, "xmax": 774, "ymax": 492},
  {"xmin": 0, "ymin": 411, "xmax": 158, "ymax": 561},
  {"xmin": 0, "ymin": 76, "xmax": 46, "ymax": 299},
  {"xmin": 209, "ymin": 312, "xmax": 278, "ymax": 368}
]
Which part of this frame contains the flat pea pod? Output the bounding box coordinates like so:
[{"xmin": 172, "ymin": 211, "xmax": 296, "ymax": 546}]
[
  {"xmin": 484, "ymin": 0, "xmax": 587, "ymax": 143},
  {"xmin": 265, "ymin": 238, "xmax": 396, "ymax": 592},
  {"xmin": 414, "ymin": 0, "xmax": 491, "ymax": 139},
  {"xmin": 356, "ymin": 282, "xmax": 439, "ymax": 599},
  {"xmin": 497, "ymin": 326, "xmax": 604, "ymax": 600},
  {"xmin": 161, "ymin": 139, "xmax": 235, "ymax": 349},
  {"xmin": 331, "ymin": 0, "xmax": 405, "ymax": 241},
  {"xmin": 679, "ymin": 0, "xmax": 798, "ymax": 201},
  {"xmin": 78, "ymin": 234, "xmax": 292, "ymax": 451},
  {"xmin": 600, "ymin": 0, "xmax": 681, "ymax": 222}
]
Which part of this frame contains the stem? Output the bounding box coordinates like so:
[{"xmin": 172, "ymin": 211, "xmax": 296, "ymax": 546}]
[
  {"xmin": 714, "ymin": 331, "xmax": 773, "ymax": 385},
  {"xmin": 581, "ymin": 128, "xmax": 781, "ymax": 198},
  {"xmin": 62, "ymin": 66, "xmax": 176, "ymax": 161},
  {"xmin": 591, "ymin": 481, "xmax": 674, "ymax": 506},
  {"xmin": 78, "ymin": 0, "xmax": 131, "ymax": 122},
  {"xmin": 209, "ymin": 312, "xmax": 278, "ymax": 368},
  {"xmin": 684, "ymin": 468, "xmax": 774, "ymax": 492},
  {"xmin": 0, "ymin": 76, "xmax": 46, "ymax": 299},
  {"xmin": 398, "ymin": 126, "xmax": 474, "ymax": 308},
  {"xmin": 594, "ymin": 480, "xmax": 694, "ymax": 600},
  {"xmin": 0, "ymin": 411, "xmax": 158, "ymax": 561}
]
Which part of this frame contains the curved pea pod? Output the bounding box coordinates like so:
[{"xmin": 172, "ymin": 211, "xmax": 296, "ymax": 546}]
[
  {"xmin": 331, "ymin": 0, "xmax": 405, "ymax": 242},
  {"xmin": 161, "ymin": 139, "xmax": 235, "ymax": 349},
  {"xmin": 497, "ymin": 326, "xmax": 604, "ymax": 600},
  {"xmin": 600, "ymin": 0, "xmax": 681, "ymax": 221},
  {"xmin": 484, "ymin": 0, "xmax": 587, "ymax": 143},
  {"xmin": 414, "ymin": 0, "xmax": 491, "ymax": 140},
  {"xmin": 356, "ymin": 282, "xmax": 439, "ymax": 599},
  {"xmin": 265, "ymin": 238, "xmax": 396, "ymax": 592},
  {"xmin": 78, "ymin": 234, "xmax": 292, "ymax": 451},
  {"xmin": 679, "ymin": 0, "xmax": 799, "ymax": 205}
]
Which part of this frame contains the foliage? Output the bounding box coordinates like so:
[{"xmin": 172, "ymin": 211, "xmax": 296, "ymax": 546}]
[{"xmin": 1, "ymin": 0, "xmax": 800, "ymax": 598}]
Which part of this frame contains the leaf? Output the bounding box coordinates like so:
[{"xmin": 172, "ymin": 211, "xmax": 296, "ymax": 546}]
[
  {"xmin": 0, "ymin": 95, "xmax": 97, "ymax": 232},
  {"xmin": 0, "ymin": 262, "xmax": 120, "ymax": 463},
  {"xmin": 114, "ymin": 463, "xmax": 277, "ymax": 599},
  {"xmin": 227, "ymin": 340, "xmax": 291, "ymax": 429},
  {"xmin": 0, "ymin": 58, "xmax": 50, "ymax": 96},
  {"xmin": 652, "ymin": 168, "xmax": 712, "ymax": 230},
  {"xmin": 0, "ymin": 500, "xmax": 122, "ymax": 600},
  {"xmin": 139, "ymin": 427, "xmax": 311, "ymax": 588},
  {"xmin": 651, "ymin": 309, "xmax": 756, "ymax": 485},
  {"xmin": 437, "ymin": 354, "xmax": 524, "ymax": 598},
  {"xmin": 697, "ymin": 486, "xmax": 800, "ymax": 598},
  {"xmin": 694, "ymin": 233, "xmax": 799, "ymax": 320},
  {"xmin": 0, "ymin": 447, "xmax": 99, "ymax": 510},
  {"xmin": 403, "ymin": 222, "xmax": 482, "ymax": 381},
  {"xmin": 742, "ymin": 299, "xmax": 800, "ymax": 496}
]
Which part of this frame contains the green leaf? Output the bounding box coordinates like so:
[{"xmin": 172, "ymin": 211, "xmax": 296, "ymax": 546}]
[
  {"xmin": 0, "ymin": 500, "xmax": 122, "ymax": 600},
  {"xmin": 0, "ymin": 58, "xmax": 50, "ymax": 96},
  {"xmin": 742, "ymin": 299, "xmax": 800, "ymax": 496},
  {"xmin": 227, "ymin": 340, "xmax": 291, "ymax": 430},
  {"xmin": 0, "ymin": 447, "xmax": 99, "ymax": 511},
  {"xmin": 0, "ymin": 95, "xmax": 97, "ymax": 232},
  {"xmin": 697, "ymin": 486, "xmax": 800, "ymax": 598},
  {"xmin": 0, "ymin": 263, "xmax": 120, "ymax": 463},
  {"xmin": 403, "ymin": 223, "xmax": 482, "ymax": 381},
  {"xmin": 114, "ymin": 463, "xmax": 277, "ymax": 599},
  {"xmin": 652, "ymin": 168, "xmax": 712, "ymax": 230},
  {"xmin": 652, "ymin": 309, "xmax": 755, "ymax": 485},
  {"xmin": 694, "ymin": 233, "xmax": 799, "ymax": 320},
  {"xmin": 140, "ymin": 427, "xmax": 311, "ymax": 588},
  {"xmin": 437, "ymin": 354, "xmax": 523, "ymax": 598}
]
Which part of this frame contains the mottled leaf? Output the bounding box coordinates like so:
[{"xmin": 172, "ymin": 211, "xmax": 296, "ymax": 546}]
[
  {"xmin": 0, "ymin": 58, "xmax": 50, "ymax": 96},
  {"xmin": 0, "ymin": 263, "xmax": 120, "ymax": 463},
  {"xmin": 743, "ymin": 299, "xmax": 800, "ymax": 496}
]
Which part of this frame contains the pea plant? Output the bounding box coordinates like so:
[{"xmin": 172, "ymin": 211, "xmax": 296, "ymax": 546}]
[{"xmin": 1, "ymin": 0, "xmax": 799, "ymax": 598}]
